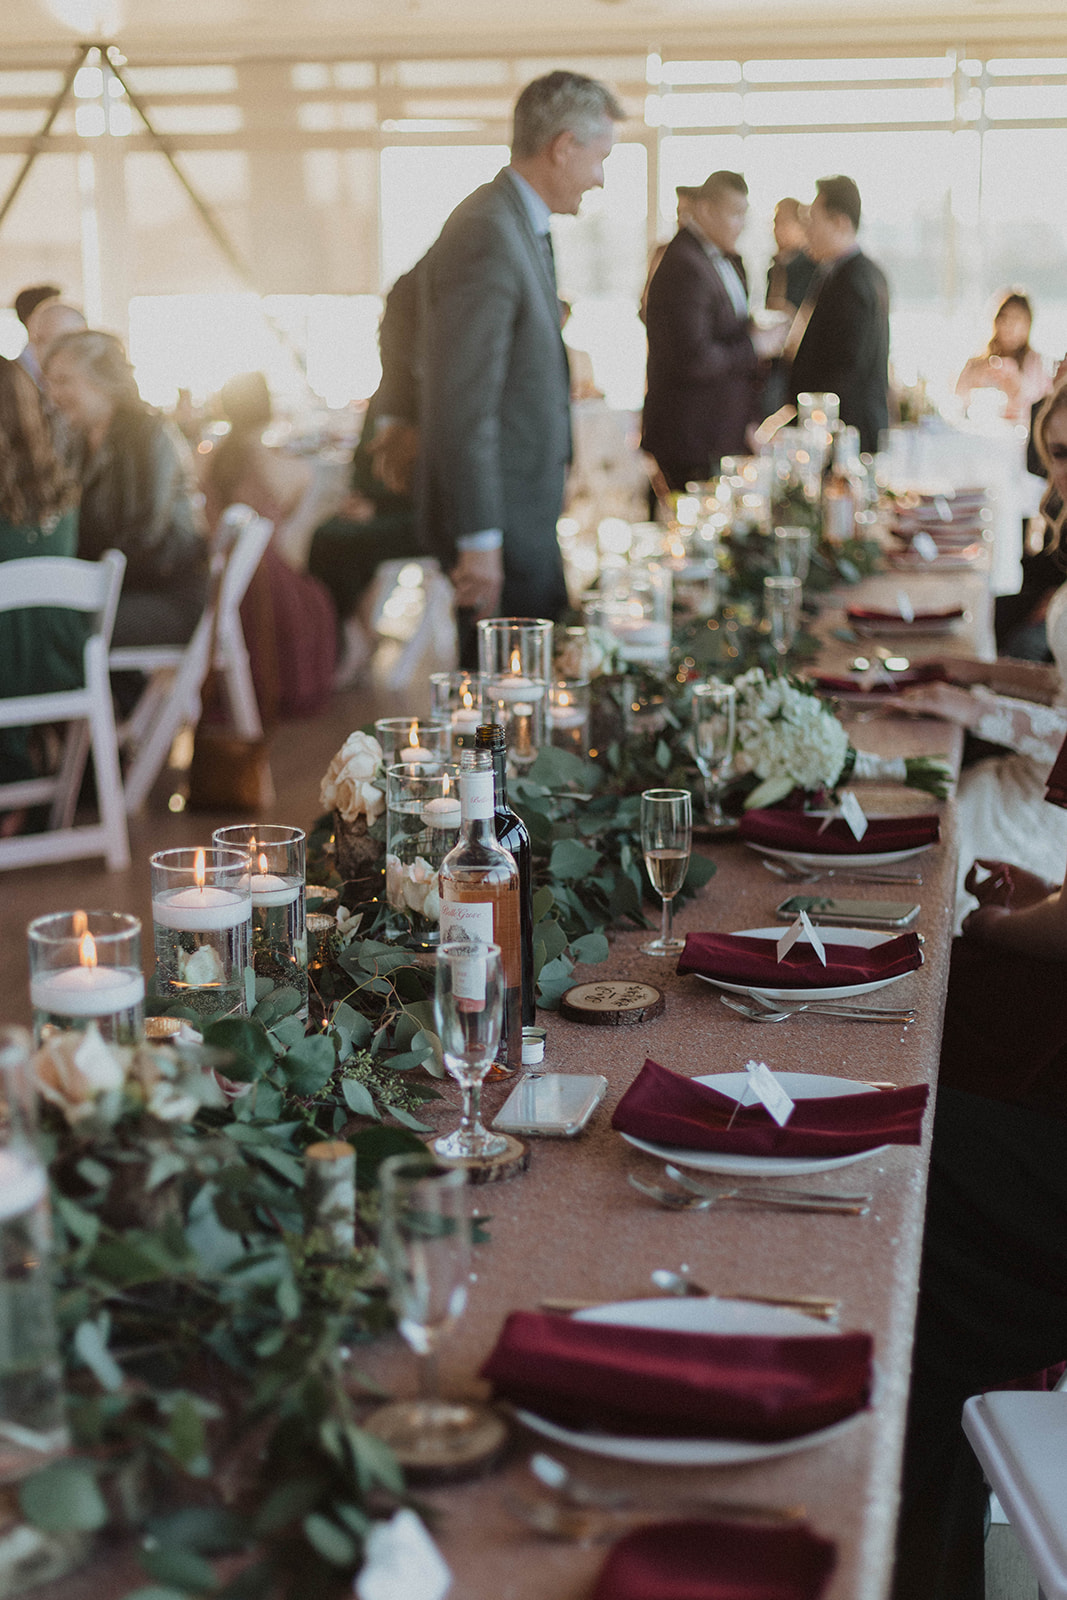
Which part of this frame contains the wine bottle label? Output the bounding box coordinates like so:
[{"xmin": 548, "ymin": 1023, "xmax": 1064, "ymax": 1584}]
[
  {"xmin": 458, "ymin": 769, "xmax": 494, "ymax": 821},
  {"xmin": 439, "ymin": 900, "xmax": 494, "ymax": 1000}
]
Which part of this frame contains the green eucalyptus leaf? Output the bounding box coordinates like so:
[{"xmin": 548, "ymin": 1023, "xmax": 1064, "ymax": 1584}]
[
  {"xmin": 19, "ymin": 1460, "xmax": 107, "ymax": 1533},
  {"xmin": 73, "ymin": 1317, "xmax": 123, "ymax": 1393},
  {"xmin": 684, "ymin": 854, "xmax": 717, "ymax": 890},
  {"xmin": 140, "ymin": 1544, "xmax": 217, "ymax": 1591},
  {"xmin": 341, "ymin": 1079, "xmax": 378, "ymax": 1118},
  {"xmin": 167, "ymin": 1394, "xmax": 208, "ymax": 1472},
  {"xmin": 531, "ymin": 885, "xmax": 555, "ymax": 921},
  {"xmin": 201, "ymin": 1018, "xmax": 274, "ymax": 1082},
  {"xmin": 244, "ymin": 964, "xmax": 257, "ymax": 1015},
  {"xmin": 302, "ymin": 1512, "xmax": 357, "ymax": 1567},
  {"xmin": 549, "ymin": 838, "xmax": 601, "ymax": 880},
  {"xmin": 147, "ymin": 1506, "xmax": 247, "ymax": 1554},
  {"xmin": 387, "ymin": 1105, "xmax": 434, "ymax": 1133},
  {"xmin": 279, "ymin": 1034, "xmax": 335, "ymax": 1095},
  {"xmin": 570, "ymin": 931, "xmax": 609, "ymax": 966},
  {"xmin": 53, "ymin": 1194, "xmax": 99, "ymax": 1249},
  {"xmin": 253, "ymin": 1477, "xmax": 325, "ymax": 1537}
]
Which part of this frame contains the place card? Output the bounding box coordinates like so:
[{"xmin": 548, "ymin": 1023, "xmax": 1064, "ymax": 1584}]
[
  {"xmin": 743, "ymin": 1059, "xmax": 795, "ymax": 1127},
  {"xmin": 777, "ymin": 910, "xmax": 827, "ymax": 966},
  {"xmin": 912, "ymin": 530, "xmax": 940, "ymax": 562},
  {"xmin": 839, "ymin": 789, "xmax": 869, "ymax": 841},
  {"xmin": 895, "ymin": 589, "xmax": 915, "ymax": 623}
]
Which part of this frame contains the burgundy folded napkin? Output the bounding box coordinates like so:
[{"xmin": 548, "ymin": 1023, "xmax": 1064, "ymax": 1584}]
[
  {"xmin": 612, "ymin": 1058, "xmax": 928, "ymax": 1157},
  {"xmin": 676, "ymin": 928, "xmax": 923, "ymax": 990},
  {"xmin": 739, "ymin": 808, "xmax": 940, "ymax": 855},
  {"xmin": 812, "ymin": 664, "xmax": 948, "ymax": 696},
  {"xmin": 1046, "ymin": 733, "xmax": 1067, "ymax": 809},
  {"xmin": 846, "ymin": 604, "xmax": 964, "ymax": 624},
  {"xmin": 481, "ymin": 1308, "xmax": 873, "ymax": 1442},
  {"xmin": 590, "ymin": 1519, "xmax": 837, "ymax": 1600}
]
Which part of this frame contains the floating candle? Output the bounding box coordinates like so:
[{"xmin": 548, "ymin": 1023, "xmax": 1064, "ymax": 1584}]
[
  {"xmin": 30, "ymin": 965, "xmax": 145, "ymax": 1018},
  {"xmin": 152, "ymin": 886, "xmax": 251, "ymax": 931},
  {"xmin": 420, "ymin": 796, "xmax": 462, "ymax": 830},
  {"xmin": 548, "ymin": 706, "xmax": 587, "ymax": 730},
  {"xmin": 491, "ymin": 676, "xmax": 546, "ymax": 704}
]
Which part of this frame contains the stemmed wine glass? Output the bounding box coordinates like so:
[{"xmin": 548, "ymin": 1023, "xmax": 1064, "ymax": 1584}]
[
  {"xmin": 433, "ymin": 941, "xmax": 508, "ymax": 1161},
  {"xmin": 366, "ymin": 1153, "xmax": 502, "ymax": 1466},
  {"xmin": 640, "ymin": 789, "xmax": 692, "ymax": 956},
  {"xmin": 691, "ymin": 681, "xmax": 736, "ymax": 831},
  {"xmin": 764, "ymin": 574, "xmax": 803, "ymax": 668}
]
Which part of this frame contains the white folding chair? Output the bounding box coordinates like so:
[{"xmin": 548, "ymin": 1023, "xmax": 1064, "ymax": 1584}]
[
  {"xmin": 109, "ymin": 504, "xmax": 273, "ymax": 813},
  {"xmin": 0, "ymin": 548, "xmax": 129, "ymax": 871},
  {"xmin": 964, "ymin": 1389, "xmax": 1067, "ymax": 1599}
]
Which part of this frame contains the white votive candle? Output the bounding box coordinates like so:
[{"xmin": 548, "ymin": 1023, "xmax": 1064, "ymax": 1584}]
[
  {"xmin": 399, "ymin": 746, "xmax": 425, "ymax": 764},
  {"xmin": 491, "ymin": 676, "xmax": 546, "ymax": 703},
  {"xmin": 247, "ymin": 872, "xmax": 301, "ymax": 908},
  {"xmin": 420, "ymin": 797, "xmax": 462, "ymax": 830},
  {"xmin": 31, "ymin": 965, "xmax": 145, "ymax": 1017},
  {"xmin": 548, "ymin": 707, "xmax": 587, "ymax": 730},
  {"xmin": 152, "ymin": 886, "xmax": 251, "ymax": 931},
  {"xmin": 450, "ymin": 708, "xmax": 481, "ymax": 732}
]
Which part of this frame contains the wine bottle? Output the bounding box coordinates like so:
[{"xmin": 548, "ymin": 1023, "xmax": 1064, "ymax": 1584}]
[
  {"xmin": 475, "ymin": 723, "xmax": 535, "ymax": 1027},
  {"xmin": 439, "ymin": 749, "xmax": 523, "ymax": 1071}
]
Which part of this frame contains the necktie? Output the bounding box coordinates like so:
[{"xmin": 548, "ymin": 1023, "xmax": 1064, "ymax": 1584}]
[{"xmin": 541, "ymin": 230, "xmax": 556, "ymax": 288}]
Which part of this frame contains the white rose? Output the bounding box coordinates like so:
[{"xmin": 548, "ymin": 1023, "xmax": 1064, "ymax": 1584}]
[
  {"xmin": 320, "ymin": 732, "xmax": 383, "ymax": 810},
  {"xmin": 179, "ymin": 943, "xmax": 225, "ymax": 987},
  {"xmin": 147, "ymin": 1080, "xmax": 200, "ymax": 1123},
  {"xmin": 422, "ymin": 884, "xmax": 440, "ymax": 924},
  {"xmin": 385, "ymin": 854, "xmax": 405, "ymax": 909},
  {"xmin": 333, "ymin": 759, "xmax": 385, "ymax": 823},
  {"xmin": 402, "ymin": 858, "xmax": 437, "ymax": 914},
  {"xmin": 34, "ymin": 1024, "xmax": 126, "ymax": 1123}
]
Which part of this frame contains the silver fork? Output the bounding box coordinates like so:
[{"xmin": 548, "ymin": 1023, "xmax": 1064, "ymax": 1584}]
[
  {"xmin": 627, "ymin": 1173, "xmax": 869, "ymax": 1215},
  {"xmin": 663, "ymin": 1164, "xmax": 871, "ymax": 1208},
  {"xmin": 720, "ymin": 994, "xmax": 917, "ymax": 1025},
  {"xmin": 760, "ymin": 858, "xmax": 924, "ymax": 886}
]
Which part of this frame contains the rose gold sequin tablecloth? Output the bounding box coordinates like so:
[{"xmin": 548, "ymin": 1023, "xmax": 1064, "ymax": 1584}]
[{"xmin": 355, "ymin": 735, "xmax": 963, "ymax": 1600}]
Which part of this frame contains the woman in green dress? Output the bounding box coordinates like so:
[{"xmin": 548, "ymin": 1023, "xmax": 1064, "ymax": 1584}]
[{"xmin": 0, "ymin": 357, "xmax": 82, "ymax": 816}]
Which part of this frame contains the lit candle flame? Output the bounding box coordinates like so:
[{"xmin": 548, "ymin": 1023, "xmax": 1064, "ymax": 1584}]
[
  {"xmin": 258, "ymin": 852, "xmax": 269, "ymax": 876},
  {"xmin": 558, "ymin": 690, "xmax": 571, "ymax": 708},
  {"xmin": 462, "ymin": 690, "xmax": 473, "ymax": 710},
  {"xmin": 408, "ymin": 720, "xmax": 420, "ymax": 749},
  {"xmin": 442, "ymin": 774, "xmax": 451, "ymax": 796},
  {"xmin": 194, "ymin": 848, "xmax": 206, "ymax": 892},
  {"xmin": 72, "ymin": 909, "xmax": 88, "ymax": 937},
  {"xmin": 510, "ymin": 649, "xmax": 523, "ymax": 675},
  {"xmin": 79, "ymin": 931, "xmax": 97, "ymax": 970}
]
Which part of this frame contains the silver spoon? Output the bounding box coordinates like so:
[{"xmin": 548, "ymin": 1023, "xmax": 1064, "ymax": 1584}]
[
  {"xmin": 650, "ymin": 1269, "xmax": 840, "ymax": 1320},
  {"xmin": 760, "ymin": 858, "xmax": 924, "ymax": 886},
  {"xmin": 748, "ymin": 991, "xmax": 917, "ymax": 1020},
  {"xmin": 719, "ymin": 994, "xmax": 916, "ymax": 1025},
  {"xmin": 629, "ymin": 1173, "xmax": 868, "ymax": 1215},
  {"xmin": 526, "ymin": 1452, "xmax": 804, "ymax": 1525},
  {"xmin": 663, "ymin": 1165, "xmax": 871, "ymax": 1208}
]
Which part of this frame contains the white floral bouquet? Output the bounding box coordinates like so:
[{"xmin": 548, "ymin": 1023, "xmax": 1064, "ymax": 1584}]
[
  {"xmin": 732, "ymin": 668, "xmax": 952, "ymax": 808},
  {"xmin": 33, "ymin": 1023, "xmax": 225, "ymax": 1128},
  {"xmin": 320, "ymin": 731, "xmax": 386, "ymax": 904}
]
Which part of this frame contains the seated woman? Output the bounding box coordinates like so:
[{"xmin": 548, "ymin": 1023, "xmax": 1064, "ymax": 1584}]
[
  {"xmin": 955, "ymin": 289, "xmax": 1050, "ymax": 423},
  {"xmin": 43, "ymin": 329, "xmax": 208, "ymax": 648},
  {"xmin": 201, "ymin": 372, "xmax": 341, "ymax": 719},
  {"xmin": 0, "ymin": 357, "xmax": 82, "ymax": 820},
  {"xmin": 892, "ymin": 796, "xmax": 1067, "ymax": 1598},
  {"xmin": 892, "ymin": 377, "xmax": 1067, "ymax": 925}
]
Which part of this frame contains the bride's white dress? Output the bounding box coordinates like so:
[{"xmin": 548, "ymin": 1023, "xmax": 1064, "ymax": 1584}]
[{"xmin": 954, "ymin": 584, "xmax": 1067, "ymax": 926}]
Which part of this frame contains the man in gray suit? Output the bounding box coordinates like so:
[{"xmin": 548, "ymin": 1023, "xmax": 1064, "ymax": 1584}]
[{"xmin": 419, "ymin": 71, "xmax": 624, "ymax": 660}]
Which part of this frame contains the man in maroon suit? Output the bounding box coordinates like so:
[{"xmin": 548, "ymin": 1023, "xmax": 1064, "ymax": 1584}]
[{"xmin": 641, "ymin": 171, "xmax": 784, "ymax": 490}]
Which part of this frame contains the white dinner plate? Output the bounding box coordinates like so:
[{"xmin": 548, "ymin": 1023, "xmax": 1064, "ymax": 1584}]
[
  {"xmin": 690, "ymin": 924, "xmax": 918, "ymax": 1002},
  {"xmin": 748, "ymin": 840, "xmax": 934, "ymax": 870},
  {"xmin": 619, "ymin": 1069, "xmax": 887, "ymax": 1177},
  {"xmin": 514, "ymin": 1295, "xmax": 869, "ymax": 1465},
  {"xmin": 849, "ymin": 617, "xmax": 962, "ymax": 639}
]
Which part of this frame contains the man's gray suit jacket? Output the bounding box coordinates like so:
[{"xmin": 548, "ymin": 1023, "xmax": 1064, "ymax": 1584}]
[{"xmin": 418, "ymin": 169, "xmax": 571, "ymax": 621}]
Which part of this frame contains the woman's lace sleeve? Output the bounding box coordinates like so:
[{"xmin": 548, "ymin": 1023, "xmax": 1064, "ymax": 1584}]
[{"xmin": 970, "ymin": 685, "xmax": 1067, "ymax": 766}]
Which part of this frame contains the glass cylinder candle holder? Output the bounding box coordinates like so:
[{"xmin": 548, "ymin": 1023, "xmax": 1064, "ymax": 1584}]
[
  {"xmin": 150, "ymin": 848, "xmax": 252, "ymax": 1023},
  {"xmin": 28, "ymin": 911, "xmax": 144, "ymax": 1046},
  {"xmin": 594, "ymin": 562, "xmax": 673, "ymax": 671},
  {"xmin": 385, "ymin": 763, "xmax": 461, "ymax": 948},
  {"xmin": 373, "ymin": 716, "xmax": 450, "ymax": 769},
  {"xmin": 213, "ymin": 825, "xmax": 308, "ymax": 1022},
  {"xmin": 477, "ymin": 617, "xmax": 552, "ymax": 773},
  {"xmin": 429, "ymin": 672, "xmax": 483, "ymax": 753},
  {"xmin": 774, "ymin": 525, "xmax": 813, "ymax": 581},
  {"xmin": 553, "ymin": 624, "xmax": 598, "ymax": 681},
  {"xmin": 548, "ymin": 680, "xmax": 591, "ymax": 757}
]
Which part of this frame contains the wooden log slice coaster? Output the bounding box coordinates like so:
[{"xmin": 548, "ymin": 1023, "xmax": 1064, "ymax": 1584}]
[
  {"xmin": 362, "ymin": 1401, "xmax": 510, "ymax": 1481},
  {"xmin": 560, "ymin": 979, "xmax": 665, "ymax": 1026},
  {"xmin": 433, "ymin": 1132, "xmax": 530, "ymax": 1184}
]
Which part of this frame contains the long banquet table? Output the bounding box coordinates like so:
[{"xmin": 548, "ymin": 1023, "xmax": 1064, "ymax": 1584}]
[
  {"xmin": 32, "ymin": 560, "xmax": 995, "ymax": 1600},
  {"xmin": 348, "ymin": 564, "xmax": 996, "ymax": 1600}
]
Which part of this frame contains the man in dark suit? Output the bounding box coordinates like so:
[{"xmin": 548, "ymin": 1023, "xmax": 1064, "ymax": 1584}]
[
  {"xmin": 419, "ymin": 71, "xmax": 623, "ymax": 659},
  {"xmin": 786, "ymin": 175, "xmax": 890, "ymax": 455},
  {"xmin": 641, "ymin": 171, "xmax": 782, "ymax": 492}
]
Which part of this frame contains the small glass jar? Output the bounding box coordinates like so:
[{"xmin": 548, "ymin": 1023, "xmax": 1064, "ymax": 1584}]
[{"xmin": 28, "ymin": 911, "xmax": 144, "ymax": 1046}]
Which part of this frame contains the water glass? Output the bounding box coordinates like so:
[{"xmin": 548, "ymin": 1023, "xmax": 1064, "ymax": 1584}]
[
  {"xmin": 640, "ymin": 789, "xmax": 692, "ymax": 956},
  {"xmin": 433, "ymin": 942, "xmax": 507, "ymax": 1161},
  {"xmin": 774, "ymin": 525, "xmax": 812, "ymax": 582},
  {"xmin": 691, "ymin": 682, "xmax": 736, "ymax": 831},
  {"xmin": 764, "ymin": 574, "xmax": 803, "ymax": 666},
  {"xmin": 366, "ymin": 1154, "xmax": 497, "ymax": 1467}
]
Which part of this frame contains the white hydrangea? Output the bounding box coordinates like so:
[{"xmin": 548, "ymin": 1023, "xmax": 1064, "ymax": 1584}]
[
  {"xmin": 733, "ymin": 669, "xmax": 849, "ymax": 794},
  {"xmin": 320, "ymin": 731, "xmax": 385, "ymax": 823}
]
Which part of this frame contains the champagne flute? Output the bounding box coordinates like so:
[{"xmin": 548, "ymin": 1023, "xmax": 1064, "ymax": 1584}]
[
  {"xmin": 691, "ymin": 681, "xmax": 736, "ymax": 831},
  {"xmin": 640, "ymin": 789, "xmax": 692, "ymax": 956},
  {"xmin": 367, "ymin": 1154, "xmax": 501, "ymax": 1466},
  {"xmin": 434, "ymin": 941, "xmax": 508, "ymax": 1161},
  {"xmin": 764, "ymin": 574, "xmax": 803, "ymax": 668},
  {"xmin": 774, "ymin": 525, "xmax": 812, "ymax": 581}
]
